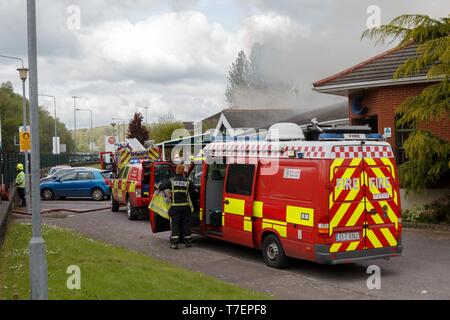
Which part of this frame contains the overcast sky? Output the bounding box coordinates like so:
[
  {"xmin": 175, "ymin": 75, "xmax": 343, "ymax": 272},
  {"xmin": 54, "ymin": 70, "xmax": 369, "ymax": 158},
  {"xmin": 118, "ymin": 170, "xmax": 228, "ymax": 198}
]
[{"xmin": 0, "ymin": 0, "xmax": 448, "ymax": 129}]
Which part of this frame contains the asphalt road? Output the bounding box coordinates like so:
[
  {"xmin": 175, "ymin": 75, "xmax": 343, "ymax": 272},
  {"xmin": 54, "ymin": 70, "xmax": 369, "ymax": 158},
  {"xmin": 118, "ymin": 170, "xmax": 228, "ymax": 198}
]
[{"xmin": 13, "ymin": 199, "xmax": 450, "ymax": 300}]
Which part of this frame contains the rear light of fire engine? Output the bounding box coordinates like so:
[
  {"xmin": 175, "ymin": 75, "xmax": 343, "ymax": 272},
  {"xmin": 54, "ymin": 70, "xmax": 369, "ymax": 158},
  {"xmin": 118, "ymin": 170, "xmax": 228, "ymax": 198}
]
[
  {"xmin": 318, "ymin": 217, "xmax": 330, "ymax": 238},
  {"xmin": 135, "ymin": 188, "xmax": 142, "ymax": 197}
]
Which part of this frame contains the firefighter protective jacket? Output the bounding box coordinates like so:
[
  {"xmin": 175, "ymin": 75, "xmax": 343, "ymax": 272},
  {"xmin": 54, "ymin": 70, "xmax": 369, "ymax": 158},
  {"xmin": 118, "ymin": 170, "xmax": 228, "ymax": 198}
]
[
  {"xmin": 16, "ymin": 171, "xmax": 25, "ymax": 188},
  {"xmin": 159, "ymin": 175, "xmax": 197, "ymax": 207}
]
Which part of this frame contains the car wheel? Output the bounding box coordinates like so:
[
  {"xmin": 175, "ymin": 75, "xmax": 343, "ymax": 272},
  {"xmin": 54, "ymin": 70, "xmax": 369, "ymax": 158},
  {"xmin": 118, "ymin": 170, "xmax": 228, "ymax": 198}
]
[
  {"xmin": 126, "ymin": 197, "xmax": 138, "ymax": 221},
  {"xmin": 91, "ymin": 188, "xmax": 105, "ymax": 201},
  {"xmin": 111, "ymin": 193, "xmax": 119, "ymax": 212},
  {"xmin": 41, "ymin": 188, "xmax": 54, "ymax": 201},
  {"xmin": 262, "ymin": 234, "xmax": 289, "ymax": 269}
]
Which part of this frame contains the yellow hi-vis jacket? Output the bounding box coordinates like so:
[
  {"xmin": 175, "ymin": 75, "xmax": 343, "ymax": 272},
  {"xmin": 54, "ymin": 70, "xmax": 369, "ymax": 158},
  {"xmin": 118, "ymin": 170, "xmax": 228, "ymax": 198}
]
[
  {"xmin": 16, "ymin": 171, "xmax": 25, "ymax": 188},
  {"xmin": 149, "ymin": 189, "xmax": 194, "ymax": 220}
]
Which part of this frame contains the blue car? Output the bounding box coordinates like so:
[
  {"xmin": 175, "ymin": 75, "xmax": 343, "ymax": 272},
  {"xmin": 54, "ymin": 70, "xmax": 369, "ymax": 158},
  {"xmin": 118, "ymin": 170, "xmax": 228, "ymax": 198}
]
[{"xmin": 40, "ymin": 169, "xmax": 110, "ymax": 201}]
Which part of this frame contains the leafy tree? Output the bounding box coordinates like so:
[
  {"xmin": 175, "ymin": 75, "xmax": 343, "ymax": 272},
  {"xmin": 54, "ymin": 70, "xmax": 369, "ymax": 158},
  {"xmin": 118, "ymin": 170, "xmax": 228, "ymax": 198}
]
[
  {"xmin": 0, "ymin": 82, "xmax": 74, "ymax": 153},
  {"xmin": 148, "ymin": 113, "xmax": 184, "ymax": 143},
  {"xmin": 363, "ymin": 14, "xmax": 450, "ymax": 192},
  {"xmin": 126, "ymin": 112, "xmax": 149, "ymax": 145},
  {"xmin": 225, "ymin": 50, "xmax": 252, "ymax": 107}
]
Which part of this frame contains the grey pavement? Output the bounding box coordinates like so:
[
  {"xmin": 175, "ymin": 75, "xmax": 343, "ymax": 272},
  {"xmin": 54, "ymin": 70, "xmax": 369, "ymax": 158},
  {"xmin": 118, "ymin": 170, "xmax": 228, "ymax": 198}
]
[{"xmin": 12, "ymin": 199, "xmax": 450, "ymax": 300}]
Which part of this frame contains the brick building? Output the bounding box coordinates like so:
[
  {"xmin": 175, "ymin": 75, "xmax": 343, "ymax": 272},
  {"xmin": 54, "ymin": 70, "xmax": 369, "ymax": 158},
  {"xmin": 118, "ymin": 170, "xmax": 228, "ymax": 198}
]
[{"xmin": 313, "ymin": 44, "xmax": 448, "ymax": 164}]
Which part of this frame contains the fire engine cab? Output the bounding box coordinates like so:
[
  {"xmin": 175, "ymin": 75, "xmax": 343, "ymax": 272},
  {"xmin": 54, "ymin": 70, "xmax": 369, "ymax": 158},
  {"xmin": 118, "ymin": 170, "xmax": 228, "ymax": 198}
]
[
  {"xmin": 108, "ymin": 140, "xmax": 175, "ymax": 220},
  {"xmin": 150, "ymin": 121, "xmax": 403, "ymax": 268}
]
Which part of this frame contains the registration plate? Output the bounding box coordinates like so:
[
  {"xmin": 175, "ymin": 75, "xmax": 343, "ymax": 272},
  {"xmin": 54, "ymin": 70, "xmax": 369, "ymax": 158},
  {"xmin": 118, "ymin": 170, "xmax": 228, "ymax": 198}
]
[{"xmin": 336, "ymin": 232, "xmax": 360, "ymax": 242}]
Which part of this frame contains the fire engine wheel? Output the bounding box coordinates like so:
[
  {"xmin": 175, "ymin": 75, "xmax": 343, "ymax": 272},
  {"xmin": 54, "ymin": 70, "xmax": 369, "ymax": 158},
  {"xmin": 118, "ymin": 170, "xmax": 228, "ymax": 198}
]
[
  {"xmin": 91, "ymin": 188, "xmax": 105, "ymax": 201},
  {"xmin": 126, "ymin": 197, "xmax": 138, "ymax": 221},
  {"xmin": 111, "ymin": 194, "xmax": 119, "ymax": 212},
  {"xmin": 262, "ymin": 234, "xmax": 289, "ymax": 269},
  {"xmin": 41, "ymin": 188, "xmax": 54, "ymax": 201}
]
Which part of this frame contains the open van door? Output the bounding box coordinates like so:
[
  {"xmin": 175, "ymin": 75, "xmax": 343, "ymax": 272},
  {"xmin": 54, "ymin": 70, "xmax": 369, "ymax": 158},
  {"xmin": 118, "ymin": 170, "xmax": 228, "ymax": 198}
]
[{"xmin": 222, "ymin": 163, "xmax": 258, "ymax": 247}]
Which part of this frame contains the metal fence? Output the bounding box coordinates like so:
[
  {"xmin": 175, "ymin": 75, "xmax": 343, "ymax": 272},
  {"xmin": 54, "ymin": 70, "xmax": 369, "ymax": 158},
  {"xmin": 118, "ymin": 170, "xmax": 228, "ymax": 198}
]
[{"xmin": 0, "ymin": 151, "xmax": 99, "ymax": 187}]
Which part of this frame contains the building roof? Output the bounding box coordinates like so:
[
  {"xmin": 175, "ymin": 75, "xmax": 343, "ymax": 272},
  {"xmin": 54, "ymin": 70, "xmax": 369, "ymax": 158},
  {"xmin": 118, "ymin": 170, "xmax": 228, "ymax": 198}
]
[
  {"xmin": 202, "ymin": 108, "xmax": 299, "ymax": 130},
  {"xmin": 313, "ymin": 44, "xmax": 436, "ymax": 96},
  {"xmin": 281, "ymin": 102, "xmax": 348, "ymax": 126}
]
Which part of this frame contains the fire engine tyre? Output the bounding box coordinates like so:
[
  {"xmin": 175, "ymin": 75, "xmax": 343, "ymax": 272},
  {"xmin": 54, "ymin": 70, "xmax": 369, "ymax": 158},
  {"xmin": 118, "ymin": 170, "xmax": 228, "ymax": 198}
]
[
  {"xmin": 41, "ymin": 188, "xmax": 54, "ymax": 201},
  {"xmin": 126, "ymin": 197, "xmax": 138, "ymax": 220},
  {"xmin": 91, "ymin": 188, "xmax": 105, "ymax": 201},
  {"xmin": 262, "ymin": 234, "xmax": 289, "ymax": 269},
  {"xmin": 111, "ymin": 194, "xmax": 119, "ymax": 212}
]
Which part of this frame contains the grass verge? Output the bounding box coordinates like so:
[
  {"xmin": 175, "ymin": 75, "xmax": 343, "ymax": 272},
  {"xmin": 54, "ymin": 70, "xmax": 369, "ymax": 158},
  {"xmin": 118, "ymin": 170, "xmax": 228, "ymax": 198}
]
[{"xmin": 0, "ymin": 223, "xmax": 269, "ymax": 300}]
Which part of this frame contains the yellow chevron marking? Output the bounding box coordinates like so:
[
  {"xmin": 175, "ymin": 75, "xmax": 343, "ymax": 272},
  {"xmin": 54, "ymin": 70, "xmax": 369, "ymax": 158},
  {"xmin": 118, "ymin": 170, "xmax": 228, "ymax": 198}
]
[
  {"xmin": 364, "ymin": 157, "xmax": 377, "ymax": 166},
  {"xmin": 365, "ymin": 202, "xmax": 384, "ymax": 224},
  {"xmin": 381, "ymin": 228, "xmax": 397, "ymax": 247},
  {"xmin": 393, "ymin": 189, "xmax": 399, "ymax": 206},
  {"xmin": 379, "ymin": 200, "xmax": 399, "ymax": 229},
  {"xmin": 366, "ymin": 229, "xmax": 383, "ymax": 248},
  {"xmin": 350, "ymin": 158, "xmax": 362, "ymax": 167},
  {"xmin": 330, "ymin": 243, "xmax": 342, "ymax": 253},
  {"xmin": 334, "ymin": 167, "xmax": 356, "ymax": 200},
  {"xmin": 330, "ymin": 202, "xmax": 350, "ymax": 235},
  {"xmin": 345, "ymin": 202, "xmax": 365, "ymax": 226},
  {"xmin": 330, "ymin": 158, "xmax": 345, "ymax": 181},
  {"xmin": 370, "ymin": 167, "xmax": 393, "ymax": 198},
  {"xmin": 381, "ymin": 157, "xmax": 395, "ymax": 175},
  {"xmin": 346, "ymin": 241, "xmax": 359, "ymax": 251}
]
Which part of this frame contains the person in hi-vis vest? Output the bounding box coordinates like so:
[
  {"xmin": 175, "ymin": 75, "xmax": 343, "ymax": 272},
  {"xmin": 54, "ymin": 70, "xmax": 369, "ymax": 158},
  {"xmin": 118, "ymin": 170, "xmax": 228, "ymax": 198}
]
[
  {"xmin": 158, "ymin": 165, "xmax": 197, "ymax": 249},
  {"xmin": 15, "ymin": 163, "xmax": 26, "ymax": 207}
]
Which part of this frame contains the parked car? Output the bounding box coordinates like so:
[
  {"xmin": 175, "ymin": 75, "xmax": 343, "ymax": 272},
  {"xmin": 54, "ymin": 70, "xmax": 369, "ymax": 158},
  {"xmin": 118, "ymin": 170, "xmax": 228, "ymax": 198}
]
[
  {"xmin": 45, "ymin": 165, "xmax": 71, "ymax": 177},
  {"xmin": 40, "ymin": 167, "xmax": 91, "ymax": 183},
  {"xmin": 40, "ymin": 169, "xmax": 110, "ymax": 201}
]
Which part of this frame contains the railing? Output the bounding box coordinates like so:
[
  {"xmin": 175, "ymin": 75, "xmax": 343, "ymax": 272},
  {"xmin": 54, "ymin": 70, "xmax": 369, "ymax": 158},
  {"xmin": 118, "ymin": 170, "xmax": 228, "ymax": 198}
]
[{"xmin": 0, "ymin": 151, "xmax": 99, "ymax": 187}]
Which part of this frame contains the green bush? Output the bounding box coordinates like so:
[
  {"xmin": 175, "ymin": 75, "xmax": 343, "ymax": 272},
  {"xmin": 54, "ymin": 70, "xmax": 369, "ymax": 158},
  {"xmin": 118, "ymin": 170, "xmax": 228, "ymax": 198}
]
[{"xmin": 402, "ymin": 194, "xmax": 450, "ymax": 224}]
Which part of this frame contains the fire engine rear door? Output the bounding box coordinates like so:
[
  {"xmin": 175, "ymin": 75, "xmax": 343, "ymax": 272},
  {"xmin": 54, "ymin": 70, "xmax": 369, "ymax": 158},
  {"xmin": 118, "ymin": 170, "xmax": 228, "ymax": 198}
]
[
  {"xmin": 329, "ymin": 158, "xmax": 366, "ymax": 253},
  {"xmin": 363, "ymin": 157, "xmax": 400, "ymax": 249},
  {"xmin": 222, "ymin": 163, "xmax": 258, "ymax": 247}
]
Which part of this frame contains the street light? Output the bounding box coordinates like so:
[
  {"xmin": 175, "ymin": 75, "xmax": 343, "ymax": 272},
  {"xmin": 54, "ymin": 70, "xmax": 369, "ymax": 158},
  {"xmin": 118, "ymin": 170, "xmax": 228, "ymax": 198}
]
[
  {"xmin": 112, "ymin": 117, "xmax": 126, "ymax": 143},
  {"xmin": 38, "ymin": 94, "xmax": 57, "ymax": 137},
  {"xmin": 144, "ymin": 106, "xmax": 150, "ymax": 125},
  {"xmin": 72, "ymin": 96, "xmax": 78, "ymax": 153},
  {"xmin": 27, "ymin": 0, "xmax": 48, "ymax": 300},
  {"xmin": 76, "ymin": 108, "xmax": 93, "ymax": 152}
]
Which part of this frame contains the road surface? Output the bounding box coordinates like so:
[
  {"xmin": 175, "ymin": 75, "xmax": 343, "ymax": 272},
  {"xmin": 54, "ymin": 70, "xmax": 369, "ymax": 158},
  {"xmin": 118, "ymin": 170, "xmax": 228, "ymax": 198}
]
[{"xmin": 13, "ymin": 199, "xmax": 450, "ymax": 299}]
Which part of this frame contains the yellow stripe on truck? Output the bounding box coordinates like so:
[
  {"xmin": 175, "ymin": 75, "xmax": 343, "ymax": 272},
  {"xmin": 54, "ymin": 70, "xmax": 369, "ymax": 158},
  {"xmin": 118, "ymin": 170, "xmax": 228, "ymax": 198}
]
[
  {"xmin": 286, "ymin": 206, "xmax": 314, "ymax": 227},
  {"xmin": 381, "ymin": 228, "xmax": 397, "ymax": 246},
  {"xmin": 366, "ymin": 229, "xmax": 383, "ymax": 248},
  {"xmin": 253, "ymin": 201, "xmax": 263, "ymax": 218},
  {"xmin": 224, "ymin": 198, "xmax": 245, "ymax": 216}
]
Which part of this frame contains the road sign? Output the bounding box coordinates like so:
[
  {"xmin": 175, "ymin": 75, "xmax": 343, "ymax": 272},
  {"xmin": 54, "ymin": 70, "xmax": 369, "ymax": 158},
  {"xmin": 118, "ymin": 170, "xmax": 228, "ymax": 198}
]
[
  {"xmin": 52, "ymin": 137, "xmax": 60, "ymax": 155},
  {"xmin": 19, "ymin": 126, "xmax": 31, "ymax": 152}
]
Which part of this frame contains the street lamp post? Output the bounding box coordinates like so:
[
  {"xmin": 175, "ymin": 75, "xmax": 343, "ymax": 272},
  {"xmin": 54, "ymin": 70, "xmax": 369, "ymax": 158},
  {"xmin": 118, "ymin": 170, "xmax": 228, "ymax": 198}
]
[
  {"xmin": 27, "ymin": 0, "xmax": 48, "ymax": 300},
  {"xmin": 17, "ymin": 67, "xmax": 31, "ymax": 215},
  {"xmin": 144, "ymin": 106, "xmax": 150, "ymax": 125},
  {"xmin": 72, "ymin": 96, "xmax": 78, "ymax": 153},
  {"xmin": 38, "ymin": 94, "xmax": 57, "ymax": 137},
  {"xmin": 76, "ymin": 108, "xmax": 93, "ymax": 152}
]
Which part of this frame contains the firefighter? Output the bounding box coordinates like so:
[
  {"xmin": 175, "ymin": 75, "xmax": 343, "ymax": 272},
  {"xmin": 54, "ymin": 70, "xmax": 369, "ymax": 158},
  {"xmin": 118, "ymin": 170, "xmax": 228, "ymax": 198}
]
[
  {"xmin": 158, "ymin": 165, "xmax": 197, "ymax": 249},
  {"xmin": 15, "ymin": 163, "xmax": 26, "ymax": 207}
]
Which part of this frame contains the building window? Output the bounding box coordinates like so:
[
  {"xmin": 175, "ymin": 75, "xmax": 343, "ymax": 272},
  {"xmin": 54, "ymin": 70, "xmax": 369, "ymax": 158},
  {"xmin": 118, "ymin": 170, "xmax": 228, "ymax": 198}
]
[{"xmin": 395, "ymin": 115, "xmax": 415, "ymax": 165}]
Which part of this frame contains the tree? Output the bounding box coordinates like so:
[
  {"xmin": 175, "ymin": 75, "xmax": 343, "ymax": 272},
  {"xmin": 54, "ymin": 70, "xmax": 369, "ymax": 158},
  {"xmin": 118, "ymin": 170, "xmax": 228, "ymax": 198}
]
[
  {"xmin": 225, "ymin": 50, "xmax": 252, "ymax": 107},
  {"xmin": 126, "ymin": 112, "xmax": 149, "ymax": 145},
  {"xmin": 0, "ymin": 82, "xmax": 74, "ymax": 153},
  {"xmin": 363, "ymin": 14, "xmax": 450, "ymax": 192},
  {"xmin": 148, "ymin": 113, "xmax": 184, "ymax": 143}
]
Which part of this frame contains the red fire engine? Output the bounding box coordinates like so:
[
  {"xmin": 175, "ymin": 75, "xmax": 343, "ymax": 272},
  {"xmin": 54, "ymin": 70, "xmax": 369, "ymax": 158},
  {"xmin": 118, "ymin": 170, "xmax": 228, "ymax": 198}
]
[
  {"xmin": 150, "ymin": 122, "xmax": 403, "ymax": 268},
  {"xmin": 107, "ymin": 139, "xmax": 175, "ymax": 220}
]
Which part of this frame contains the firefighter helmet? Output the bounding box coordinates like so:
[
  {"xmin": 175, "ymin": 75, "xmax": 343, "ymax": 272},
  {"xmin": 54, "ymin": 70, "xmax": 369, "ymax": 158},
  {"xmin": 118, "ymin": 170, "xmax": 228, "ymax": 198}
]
[{"xmin": 16, "ymin": 163, "xmax": 24, "ymax": 171}]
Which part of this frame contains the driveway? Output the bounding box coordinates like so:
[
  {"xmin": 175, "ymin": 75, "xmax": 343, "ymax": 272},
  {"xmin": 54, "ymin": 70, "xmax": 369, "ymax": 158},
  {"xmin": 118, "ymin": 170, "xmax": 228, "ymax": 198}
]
[{"xmin": 12, "ymin": 199, "xmax": 450, "ymax": 299}]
